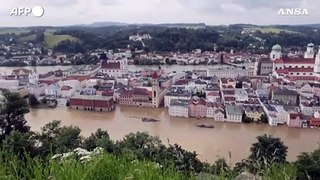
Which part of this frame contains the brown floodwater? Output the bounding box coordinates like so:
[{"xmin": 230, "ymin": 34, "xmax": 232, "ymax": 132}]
[{"xmin": 25, "ymin": 106, "xmax": 320, "ymax": 164}]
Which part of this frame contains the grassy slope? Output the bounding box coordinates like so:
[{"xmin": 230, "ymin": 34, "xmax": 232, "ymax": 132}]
[
  {"xmin": 0, "ymin": 28, "xmax": 30, "ymax": 35},
  {"xmin": 0, "ymin": 150, "xmax": 299, "ymax": 180},
  {"xmin": 0, "ymin": 152, "xmax": 187, "ymax": 180},
  {"xmin": 44, "ymin": 32, "xmax": 81, "ymax": 48},
  {"xmin": 18, "ymin": 34, "xmax": 37, "ymax": 42},
  {"xmin": 244, "ymin": 27, "xmax": 297, "ymax": 34}
]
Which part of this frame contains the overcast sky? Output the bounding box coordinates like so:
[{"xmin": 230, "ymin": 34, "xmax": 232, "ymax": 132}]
[{"xmin": 0, "ymin": 0, "xmax": 319, "ymax": 27}]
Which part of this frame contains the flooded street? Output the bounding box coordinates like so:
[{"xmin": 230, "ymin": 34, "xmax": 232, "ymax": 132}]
[{"xmin": 26, "ymin": 106, "xmax": 320, "ymax": 164}]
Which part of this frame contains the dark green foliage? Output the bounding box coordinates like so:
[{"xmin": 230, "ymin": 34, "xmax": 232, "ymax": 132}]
[
  {"xmin": 53, "ymin": 39, "xmax": 85, "ymax": 53},
  {"xmin": 36, "ymin": 120, "xmax": 82, "ymax": 155},
  {"xmin": 260, "ymin": 114, "xmax": 268, "ymax": 124},
  {"xmin": 82, "ymin": 128, "xmax": 114, "ymax": 152},
  {"xmin": 295, "ymin": 149, "xmax": 320, "ymax": 180},
  {"xmin": 0, "ymin": 91, "xmax": 30, "ymax": 141},
  {"xmin": 1, "ymin": 131, "xmax": 36, "ymax": 156},
  {"xmin": 28, "ymin": 94, "xmax": 39, "ymax": 107},
  {"xmin": 41, "ymin": 97, "xmax": 47, "ymax": 104},
  {"xmin": 66, "ymin": 100, "xmax": 70, "ymax": 107},
  {"xmin": 249, "ymin": 134, "xmax": 288, "ymax": 164},
  {"xmin": 242, "ymin": 112, "xmax": 253, "ymax": 123}
]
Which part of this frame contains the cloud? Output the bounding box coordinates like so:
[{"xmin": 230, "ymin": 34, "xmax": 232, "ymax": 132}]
[{"xmin": 0, "ymin": 0, "xmax": 319, "ymax": 27}]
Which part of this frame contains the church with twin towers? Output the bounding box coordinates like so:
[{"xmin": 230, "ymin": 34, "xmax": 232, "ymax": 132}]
[{"xmin": 259, "ymin": 43, "xmax": 320, "ymax": 83}]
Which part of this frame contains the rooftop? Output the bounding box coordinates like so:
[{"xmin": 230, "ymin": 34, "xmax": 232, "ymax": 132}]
[
  {"xmin": 170, "ymin": 99, "xmax": 189, "ymax": 107},
  {"xmin": 225, "ymin": 105, "xmax": 242, "ymax": 115},
  {"xmin": 70, "ymin": 95, "xmax": 113, "ymax": 101}
]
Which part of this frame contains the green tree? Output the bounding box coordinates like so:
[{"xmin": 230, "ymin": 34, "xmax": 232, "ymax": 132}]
[
  {"xmin": 249, "ymin": 134, "xmax": 288, "ymax": 165},
  {"xmin": 1, "ymin": 131, "xmax": 36, "ymax": 156},
  {"xmin": 66, "ymin": 100, "xmax": 70, "ymax": 107},
  {"xmin": 0, "ymin": 91, "xmax": 30, "ymax": 141},
  {"xmin": 210, "ymin": 158, "xmax": 231, "ymax": 175},
  {"xmin": 295, "ymin": 148, "xmax": 320, "ymax": 180},
  {"xmin": 28, "ymin": 94, "xmax": 39, "ymax": 107},
  {"xmin": 242, "ymin": 112, "xmax": 253, "ymax": 123},
  {"xmin": 260, "ymin": 114, "xmax": 268, "ymax": 124},
  {"xmin": 36, "ymin": 120, "xmax": 82, "ymax": 155},
  {"xmin": 41, "ymin": 97, "xmax": 47, "ymax": 104},
  {"xmin": 82, "ymin": 128, "xmax": 114, "ymax": 152},
  {"xmin": 115, "ymin": 132, "xmax": 163, "ymax": 159}
]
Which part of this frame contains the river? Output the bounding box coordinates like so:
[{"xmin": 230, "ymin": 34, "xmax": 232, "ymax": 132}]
[{"xmin": 25, "ymin": 106, "xmax": 320, "ymax": 164}]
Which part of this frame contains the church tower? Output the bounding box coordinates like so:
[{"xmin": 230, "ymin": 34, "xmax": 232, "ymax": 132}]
[
  {"xmin": 270, "ymin": 44, "xmax": 282, "ymax": 61},
  {"xmin": 314, "ymin": 46, "xmax": 320, "ymax": 77},
  {"xmin": 28, "ymin": 68, "xmax": 39, "ymax": 85},
  {"xmin": 304, "ymin": 43, "xmax": 315, "ymax": 59},
  {"xmin": 151, "ymin": 71, "xmax": 160, "ymax": 108}
]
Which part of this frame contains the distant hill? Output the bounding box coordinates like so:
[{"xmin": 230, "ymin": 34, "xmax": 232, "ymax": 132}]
[
  {"xmin": 295, "ymin": 24, "xmax": 320, "ymax": 28},
  {"xmin": 88, "ymin": 22, "xmax": 129, "ymax": 27},
  {"xmin": 74, "ymin": 21, "xmax": 206, "ymax": 29}
]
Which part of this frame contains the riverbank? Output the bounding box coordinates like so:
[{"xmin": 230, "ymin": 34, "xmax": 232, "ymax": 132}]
[{"xmin": 25, "ymin": 106, "xmax": 320, "ymax": 164}]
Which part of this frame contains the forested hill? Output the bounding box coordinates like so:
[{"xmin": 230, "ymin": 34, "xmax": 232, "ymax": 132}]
[{"xmin": 1, "ymin": 24, "xmax": 320, "ymax": 54}]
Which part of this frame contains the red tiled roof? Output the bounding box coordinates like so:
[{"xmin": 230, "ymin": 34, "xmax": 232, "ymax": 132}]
[
  {"xmin": 101, "ymin": 62, "xmax": 121, "ymax": 69},
  {"xmin": 66, "ymin": 75, "xmax": 90, "ymax": 82},
  {"xmin": 275, "ymin": 58, "xmax": 315, "ymax": 64},
  {"xmin": 276, "ymin": 69, "xmax": 289, "ymax": 74},
  {"xmin": 290, "ymin": 113, "xmax": 300, "ymax": 119},
  {"xmin": 309, "ymin": 118, "xmax": 320, "ymax": 126},
  {"xmin": 120, "ymin": 88, "xmax": 150, "ymax": 97},
  {"xmin": 190, "ymin": 98, "xmax": 207, "ymax": 106},
  {"xmin": 174, "ymin": 79, "xmax": 189, "ymax": 85},
  {"xmin": 39, "ymin": 71, "xmax": 55, "ymax": 79},
  {"xmin": 61, "ymin": 85, "xmax": 72, "ymax": 91},
  {"xmin": 276, "ymin": 68, "xmax": 314, "ymax": 74},
  {"xmin": 224, "ymin": 96, "xmax": 236, "ymax": 101},
  {"xmin": 207, "ymin": 92, "xmax": 220, "ymax": 96},
  {"xmin": 152, "ymin": 71, "xmax": 159, "ymax": 79},
  {"xmin": 39, "ymin": 79, "xmax": 58, "ymax": 85},
  {"xmin": 289, "ymin": 68, "xmax": 314, "ymax": 72},
  {"xmin": 286, "ymin": 76, "xmax": 316, "ymax": 81},
  {"xmin": 101, "ymin": 91, "xmax": 114, "ymax": 96}
]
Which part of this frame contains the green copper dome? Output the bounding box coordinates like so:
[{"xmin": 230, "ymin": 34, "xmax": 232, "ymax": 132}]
[
  {"xmin": 272, "ymin": 44, "xmax": 282, "ymax": 51},
  {"xmin": 307, "ymin": 43, "xmax": 314, "ymax": 47}
]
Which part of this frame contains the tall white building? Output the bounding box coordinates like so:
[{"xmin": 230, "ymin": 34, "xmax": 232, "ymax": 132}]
[
  {"xmin": 100, "ymin": 58, "xmax": 128, "ymax": 77},
  {"xmin": 28, "ymin": 69, "xmax": 39, "ymax": 85},
  {"xmin": 313, "ymin": 46, "xmax": 320, "ymax": 77},
  {"xmin": 169, "ymin": 99, "xmax": 189, "ymax": 117},
  {"xmin": 270, "ymin": 44, "xmax": 282, "ymax": 61},
  {"xmin": 304, "ymin": 43, "xmax": 315, "ymax": 59}
]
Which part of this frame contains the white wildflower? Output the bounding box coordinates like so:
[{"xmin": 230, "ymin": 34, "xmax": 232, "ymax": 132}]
[
  {"xmin": 93, "ymin": 147, "xmax": 104, "ymax": 154},
  {"xmin": 51, "ymin": 154, "xmax": 62, "ymax": 160},
  {"xmin": 62, "ymin": 152, "xmax": 74, "ymax": 159}
]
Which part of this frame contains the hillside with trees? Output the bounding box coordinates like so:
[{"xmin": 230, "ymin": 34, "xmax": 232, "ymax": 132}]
[{"xmin": 1, "ymin": 24, "xmax": 320, "ymax": 55}]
